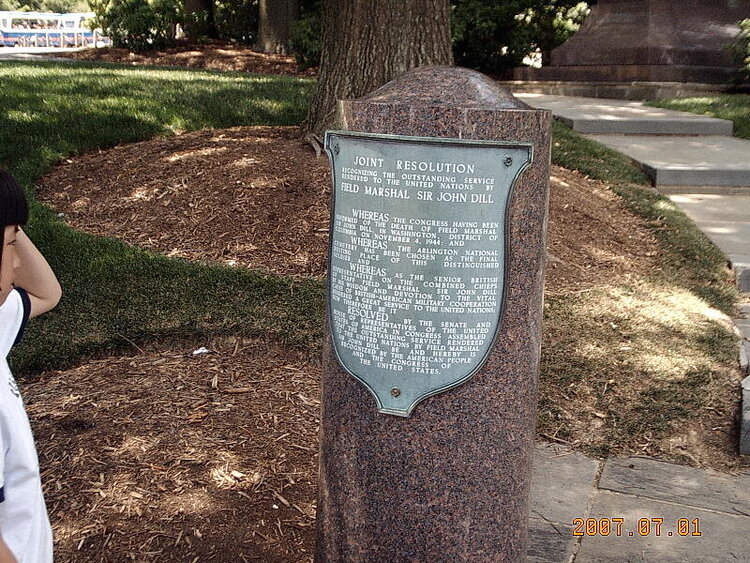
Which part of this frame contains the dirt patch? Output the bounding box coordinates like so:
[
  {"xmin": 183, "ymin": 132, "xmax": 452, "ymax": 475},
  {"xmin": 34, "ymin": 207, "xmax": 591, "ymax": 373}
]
[
  {"xmin": 57, "ymin": 40, "xmax": 317, "ymax": 77},
  {"xmin": 37, "ymin": 125, "xmax": 657, "ymax": 292},
  {"xmin": 25, "ymin": 337, "xmax": 319, "ymax": 562},
  {"xmin": 546, "ymin": 169, "xmax": 658, "ymax": 294}
]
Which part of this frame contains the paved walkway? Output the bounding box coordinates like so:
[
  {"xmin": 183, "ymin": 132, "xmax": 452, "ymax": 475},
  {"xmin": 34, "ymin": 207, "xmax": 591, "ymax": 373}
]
[
  {"xmin": 529, "ymin": 443, "xmax": 750, "ymax": 562},
  {"xmin": 516, "ymin": 93, "xmax": 750, "ymax": 189},
  {"xmin": 518, "ymin": 94, "xmax": 750, "ymax": 561},
  {"xmin": 0, "ymin": 46, "xmax": 84, "ymax": 61}
]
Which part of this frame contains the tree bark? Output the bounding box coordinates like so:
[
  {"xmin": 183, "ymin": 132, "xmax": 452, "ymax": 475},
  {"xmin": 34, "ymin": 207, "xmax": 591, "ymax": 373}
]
[
  {"xmin": 257, "ymin": 0, "xmax": 299, "ymax": 55},
  {"xmin": 184, "ymin": 0, "xmax": 216, "ymax": 39},
  {"xmin": 302, "ymin": 0, "xmax": 453, "ymax": 136}
]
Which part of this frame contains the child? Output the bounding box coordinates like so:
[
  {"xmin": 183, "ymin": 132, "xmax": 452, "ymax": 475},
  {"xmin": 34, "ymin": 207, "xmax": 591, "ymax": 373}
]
[{"xmin": 0, "ymin": 169, "xmax": 62, "ymax": 563}]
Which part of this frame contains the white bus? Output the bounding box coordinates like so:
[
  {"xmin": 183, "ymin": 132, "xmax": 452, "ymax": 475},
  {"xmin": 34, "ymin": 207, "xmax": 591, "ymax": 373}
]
[{"xmin": 0, "ymin": 11, "xmax": 106, "ymax": 48}]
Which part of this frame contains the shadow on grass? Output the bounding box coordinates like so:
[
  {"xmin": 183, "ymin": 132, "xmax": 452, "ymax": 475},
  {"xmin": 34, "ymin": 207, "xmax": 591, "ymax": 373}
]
[
  {"xmin": 539, "ymin": 282, "xmax": 740, "ymax": 465},
  {"xmin": 14, "ymin": 212, "xmax": 325, "ymax": 374},
  {"xmin": 0, "ymin": 61, "xmax": 319, "ymax": 374},
  {"xmin": 0, "ymin": 61, "xmax": 313, "ymax": 186},
  {"xmin": 551, "ymin": 121, "xmax": 738, "ymax": 316},
  {"xmin": 646, "ymin": 94, "xmax": 750, "ymax": 140}
]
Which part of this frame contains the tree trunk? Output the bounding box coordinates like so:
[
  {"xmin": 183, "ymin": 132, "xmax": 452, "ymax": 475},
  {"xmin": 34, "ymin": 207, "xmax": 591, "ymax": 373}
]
[
  {"xmin": 302, "ymin": 0, "xmax": 453, "ymax": 136},
  {"xmin": 184, "ymin": 0, "xmax": 217, "ymax": 39},
  {"xmin": 257, "ymin": 0, "xmax": 299, "ymax": 55}
]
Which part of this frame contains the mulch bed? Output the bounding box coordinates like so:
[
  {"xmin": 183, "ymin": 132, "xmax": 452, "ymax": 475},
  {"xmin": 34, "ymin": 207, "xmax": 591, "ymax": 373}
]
[
  {"xmin": 27, "ymin": 337, "xmax": 319, "ymax": 562},
  {"xmin": 40, "ymin": 127, "xmax": 331, "ymax": 278},
  {"xmin": 37, "ymin": 125, "xmax": 658, "ymax": 291},
  {"xmin": 56, "ymin": 40, "xmax": 317, "ymax": 77}
]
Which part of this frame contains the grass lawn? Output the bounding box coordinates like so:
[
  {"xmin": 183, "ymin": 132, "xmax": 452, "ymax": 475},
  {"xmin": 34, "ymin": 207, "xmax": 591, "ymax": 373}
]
[
  {"xmin": 1, "ymin": 61, "xmax": 322, "ymax": 373},
  {"xmin": 2, "ymin": 60, "xmax": 741, "ymax": 465},
  {"xmin": 646, "ymin": 94, "xmax": 750, "ymax": 140},
  {"xmin": 546, "ymin": 120, "xmax": 740, "ymax": 460},
  {"xmin": 551, "ymin": 121, "xmax": 737, "ymax": 314}
]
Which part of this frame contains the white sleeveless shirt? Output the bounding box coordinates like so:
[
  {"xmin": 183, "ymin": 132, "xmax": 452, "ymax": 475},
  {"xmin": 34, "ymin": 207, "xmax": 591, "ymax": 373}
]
[{"xmin": 0, "ymin": 288, "xmax": 53, "ymax": 562}]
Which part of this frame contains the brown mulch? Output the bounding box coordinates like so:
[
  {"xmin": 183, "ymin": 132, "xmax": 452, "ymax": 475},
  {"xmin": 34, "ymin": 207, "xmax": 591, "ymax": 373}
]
[
  {"xmin": 57, "ymin": 40, "xmax": 318, "ymax": 77},
  {"xmin": 39, "ymin": 127, "xmax": 331, "ymax": 278},
  {"xmin": 27, "ymin": 337, "xmax": 319, "ymax": 562},
  {"xmin": 37, "ymin": 125, "xmax": 658, "ymax": 292}
]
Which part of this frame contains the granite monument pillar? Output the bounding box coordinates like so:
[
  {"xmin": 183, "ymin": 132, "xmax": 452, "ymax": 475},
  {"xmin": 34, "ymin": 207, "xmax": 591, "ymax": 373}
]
[{"xmin": 316, "ymin": 66, "xmax": 551, "ymax": 562}]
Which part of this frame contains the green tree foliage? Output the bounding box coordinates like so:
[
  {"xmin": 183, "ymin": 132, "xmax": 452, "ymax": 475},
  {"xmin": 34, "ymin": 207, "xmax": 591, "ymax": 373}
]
[
  {"xmin": 452, "ymin": 0, "xmax": 528, "ymax": 72},
  {"xmin": 515, "ymin": 0, "xmax": 589, "ymax": 65},
  {"xmin": 728, "ymin": 19, "xmax": 750, "ymax": 84},
  {"xmin": 91, "ymin": 0, "xmax": 258, "ymax": 47},
  {"xmin": 0, "ymin": 0, "xmax": 88, "ymax": 12},
  {"xmin": 87, "ymin": 0, "xmax": 109, "ymax": 30},
  {"xmin": 452, "ymin": 0, "xmax": 588, "ymax": 74},
  {"xmin": 287, "ymin": 0, "xmax": 588, "ymax": 73},
  {"xmin": 289, "ymin": 0, "xmax": 320, "ymax": 69},
  {"xmin": 214, "ymin": 0, "xmax": 258, "ymax": 44},
  {"xmin": 100, "ymin": 0, "xmax": 182, "ymax": 49}
]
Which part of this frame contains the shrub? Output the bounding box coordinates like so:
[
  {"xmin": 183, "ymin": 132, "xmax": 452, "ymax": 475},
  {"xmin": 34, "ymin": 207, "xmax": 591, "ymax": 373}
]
[
  {"xmin": 214, "ymin": 0, "xmax": 258, "ymax": 44},
  {"xmin": 182, "ymin": 8, "xmax": 212, "ymax": 41},
  {"xmin": 452, "ymin": 0, "xmax": 531, "ymax": 74},
  {"xmin": 99, "ymin": 0, "xmax": 182, "ymax": 50},
  {"xmin": 728, "ymin": 19, "xmax": 750, "ymax": 84},
  {"xmin": 452, "ymin": 0, "xmax": 589, "ymax": 75},
  {"xmin": 290, "ymin": 0, "xmax": 321, "ymax": 70},
  {"xmin": 290, "ymin": 13, "xmax": 320, "ymax": 69}
]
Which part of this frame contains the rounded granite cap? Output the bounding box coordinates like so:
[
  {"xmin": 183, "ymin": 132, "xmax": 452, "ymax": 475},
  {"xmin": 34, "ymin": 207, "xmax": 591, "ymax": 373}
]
[{"xmin": 357, "ymin": 65, "xmax": 530, "ymax": 110}]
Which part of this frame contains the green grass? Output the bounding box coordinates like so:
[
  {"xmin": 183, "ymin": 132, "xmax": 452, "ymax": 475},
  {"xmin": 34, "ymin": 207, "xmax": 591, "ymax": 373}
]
[
  {"xmin": 551, "ymin": 120, "xmax": 738, "ymax": 315},
  {"xmin": 551, "ymin": 120, "xmax": 651, "ymax": 185},
  {"xmin": 1, "ymin": 61, "xmax": 314, "ymax": 186},
  {"xmin": 546, "ymin": 120, "xmax": 740, "ymax": 464},
  {"xmin": 611, "ymin": 185, "xmax": 737, "ymax": 313},
  {"xmin": 1, "ymin": 61, "xmax": 321, "ymax": 374},
  {"xmin": 21, "ymin": 212, "xmax": 325, "ymax": 372},
  {"xmin": 538, "ymin": 281, "xmax": 739, "ymax": 461},
  {"xmin": 646, "ymin": 94, "xmax": 750, "ymax": 140}
]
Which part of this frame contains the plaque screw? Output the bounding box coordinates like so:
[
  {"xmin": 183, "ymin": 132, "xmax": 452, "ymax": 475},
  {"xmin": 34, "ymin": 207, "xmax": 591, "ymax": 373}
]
[
  {"xmin": 334, "ymin": 143, "xmax": 340, "ymax": 155},
  {"xmin": 390, "ymin": 387, "xmax": 401, "ymax": 398},
  {"xmin": 504, "ymin": 156, "xmax": 513, "ymax": 167}
]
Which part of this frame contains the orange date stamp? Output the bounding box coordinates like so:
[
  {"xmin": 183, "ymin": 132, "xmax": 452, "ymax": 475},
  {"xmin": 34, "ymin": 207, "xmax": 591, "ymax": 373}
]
[{"xmin": 572, "ymin": 517, "xmax": 702, "ymax": 537}]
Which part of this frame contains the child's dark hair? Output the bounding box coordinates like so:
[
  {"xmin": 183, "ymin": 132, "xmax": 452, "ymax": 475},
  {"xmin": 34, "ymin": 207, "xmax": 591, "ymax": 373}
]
[{"xmin": 0, "ymin": 169, "xmax": 29, "ymax": 259}]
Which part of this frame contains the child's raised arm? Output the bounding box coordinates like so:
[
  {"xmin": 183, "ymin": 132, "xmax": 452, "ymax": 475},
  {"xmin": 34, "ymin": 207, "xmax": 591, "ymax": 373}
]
[{"xmin": 12, "ymin": 228, "xmax": 62, "ymax": 319}]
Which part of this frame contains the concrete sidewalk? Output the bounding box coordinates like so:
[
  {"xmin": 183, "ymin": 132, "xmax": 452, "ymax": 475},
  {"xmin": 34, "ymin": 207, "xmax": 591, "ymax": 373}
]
[
  {"xmin": 515, "ymin": 94, "xmax": 733, "ymax": 135},
  {"xmin": 0, "ymin": 46, "xmax": 85, "ymax": 61},
  {"xmin": 516, "ymin": 93, "xmax": 750, "ymax": 190},
  {"xmin": 529, "ymin": 443, "xmax": 750, "ymax": 562},
  {"xmin": 667, "ymin": 194, "xmax": 750, "ymax": 293},
  {"xmin": 517, "ymin": 94, "xmax": 749, "ymax": 291}
]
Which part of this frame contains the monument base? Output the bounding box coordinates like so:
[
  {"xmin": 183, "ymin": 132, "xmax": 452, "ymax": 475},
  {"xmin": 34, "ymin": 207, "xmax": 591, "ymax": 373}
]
[
  {"xmin": 499, "ymin": 80, "xmax": 739, "ymax": 101},
  {"xmin": 523, "ymin": 0, "xmax": 746, "ymax": 85},
  {"xmin": 514, "ymin": 65, "xmax": 739, "ymax": 85},
  {"xmin": 315, "ymin": 66, "xmax": 551, "ymax": 563}
]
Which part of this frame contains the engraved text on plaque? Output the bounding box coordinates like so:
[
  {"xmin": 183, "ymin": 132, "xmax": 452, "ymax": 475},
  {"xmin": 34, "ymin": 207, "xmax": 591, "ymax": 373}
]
[{"xmin": 326, "ymin": 131, "xmax": 531, "ymax": 416}]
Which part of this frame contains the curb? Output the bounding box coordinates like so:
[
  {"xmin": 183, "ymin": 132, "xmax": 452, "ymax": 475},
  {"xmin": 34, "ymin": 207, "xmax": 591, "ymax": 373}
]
[
  {"xmin": 738, "ymin": 317, "xmax": 750, "ymax": 455},
  {"xmin": 742, "ymin": 375, "xmax": 750, "ymax": 456},
  {"xmin": 730, "ymin": 255, "xmax": 750, "ymax": 293}
]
